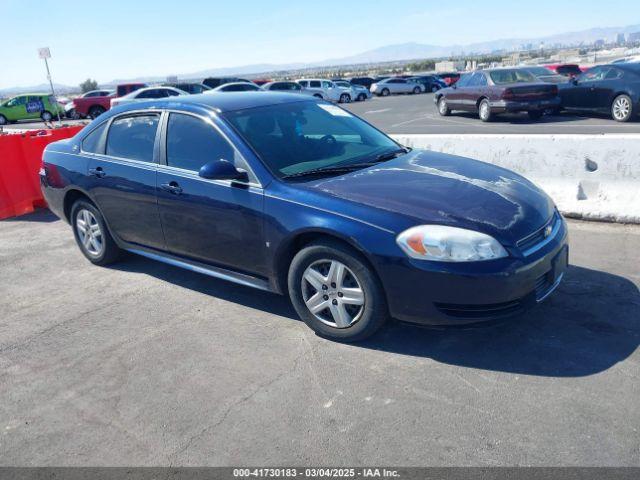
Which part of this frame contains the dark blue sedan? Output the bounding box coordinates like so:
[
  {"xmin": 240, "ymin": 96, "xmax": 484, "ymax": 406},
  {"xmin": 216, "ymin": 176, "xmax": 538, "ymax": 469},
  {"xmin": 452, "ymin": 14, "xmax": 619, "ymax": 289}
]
[{"xmin": 41, "ymin": 93, "xmax": 568, "ymax": 341}]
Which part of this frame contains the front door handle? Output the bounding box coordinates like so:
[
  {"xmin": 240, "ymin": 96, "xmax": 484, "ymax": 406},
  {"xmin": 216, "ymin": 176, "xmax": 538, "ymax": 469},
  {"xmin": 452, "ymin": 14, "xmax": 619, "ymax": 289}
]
[
  {"xmin": 160, "ymin": 181, "xmax": 183, "ymax": 195},
  {"xmin": 88, "ymin": 167, "xmax": 106, "ymax": 178}
]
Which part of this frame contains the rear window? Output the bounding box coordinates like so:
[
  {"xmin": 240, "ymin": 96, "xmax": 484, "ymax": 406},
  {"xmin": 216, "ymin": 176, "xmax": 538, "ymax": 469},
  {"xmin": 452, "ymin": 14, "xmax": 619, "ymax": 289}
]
[
  {"xmin": 106, "ymin": 114, "xmax": 159, "ymax": 162},
  {"xmin": 489, "ymin": 70, "xmax": 537, "ymax": 85}
]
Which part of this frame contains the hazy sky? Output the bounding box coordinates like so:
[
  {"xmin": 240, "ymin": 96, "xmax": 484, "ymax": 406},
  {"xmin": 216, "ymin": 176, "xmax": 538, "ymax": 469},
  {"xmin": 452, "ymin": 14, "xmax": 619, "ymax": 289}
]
[{"xmin": 1, "ymin": 0, "xmax": 638, "ymax": 88}]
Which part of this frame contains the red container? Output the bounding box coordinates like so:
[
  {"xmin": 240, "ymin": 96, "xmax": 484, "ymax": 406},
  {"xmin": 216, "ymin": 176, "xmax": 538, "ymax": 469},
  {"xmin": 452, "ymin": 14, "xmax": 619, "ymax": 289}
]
[{"xmin": 0, "ymin": 126, "xmax": 84, "ymax": 220}]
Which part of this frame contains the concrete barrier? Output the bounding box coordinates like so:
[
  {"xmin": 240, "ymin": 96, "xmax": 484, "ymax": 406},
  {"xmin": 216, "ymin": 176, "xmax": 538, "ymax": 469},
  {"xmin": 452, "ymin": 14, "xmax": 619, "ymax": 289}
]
[{"xmin": 391, "ymin": 134, "xmax": 640, "ymax": 224}]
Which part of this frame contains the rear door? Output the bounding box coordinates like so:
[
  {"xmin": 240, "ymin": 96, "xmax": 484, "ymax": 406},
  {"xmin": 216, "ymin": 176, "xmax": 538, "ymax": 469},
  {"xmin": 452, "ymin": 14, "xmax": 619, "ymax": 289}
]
[
  {"xmin": 156, "ymin": 111, "xmax": 266, "ymax": 274},
  {"xmin": 445, "ymin": 73, "xmax": 471, "ymax": 108},
  {"xmin": 85, "ymin": 112, "xmax": 165, "ymax": 250}
]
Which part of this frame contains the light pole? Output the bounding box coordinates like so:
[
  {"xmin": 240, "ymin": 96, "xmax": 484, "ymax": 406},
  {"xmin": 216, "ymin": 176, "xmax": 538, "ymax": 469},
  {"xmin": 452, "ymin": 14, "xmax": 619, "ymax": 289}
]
[{"xmin": 38, "ymin": 47, "xmax": 62, "ymax": 125}]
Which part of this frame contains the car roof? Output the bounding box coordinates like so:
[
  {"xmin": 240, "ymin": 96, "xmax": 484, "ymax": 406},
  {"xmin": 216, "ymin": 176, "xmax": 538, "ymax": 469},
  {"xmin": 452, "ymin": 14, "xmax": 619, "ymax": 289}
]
[
  {"xmin": 122, "ymin": 91, "xmax": 316, "ymax": 113},
  {"xmin": 611, "ymin": 63, "xmax": 640, "ymax": 72}
]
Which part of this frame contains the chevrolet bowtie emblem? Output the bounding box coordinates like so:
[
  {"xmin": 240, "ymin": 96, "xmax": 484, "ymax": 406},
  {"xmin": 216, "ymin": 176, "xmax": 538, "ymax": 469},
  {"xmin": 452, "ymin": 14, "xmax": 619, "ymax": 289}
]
[{"xmin": 544, "ymin": 225, "xmax": 553, "ymax": 238}]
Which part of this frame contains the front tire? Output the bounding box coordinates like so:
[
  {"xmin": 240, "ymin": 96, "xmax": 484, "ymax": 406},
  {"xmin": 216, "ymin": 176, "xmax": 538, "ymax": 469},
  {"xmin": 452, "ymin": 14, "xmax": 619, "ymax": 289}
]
[
  {"xmin": 611, "ymin": 94, "xmax": 633, "ymax": 122},
  {"xmin": 478, "ymin": 99, "xmax": 493, "ymax": 122},
  {"xmin": 357, "ymin": 93, "xmax": 366, "ymax": 101},
  {"xmin": 41, "ymin": 111, "xmax": 53, "ymax": 122},
  {"xmin": 339, "ymin": 93, "xmax": 351, "ymax": 104},
  {"xmin": 0, "ymin": 114, "xmax": 7, "ymax": 126},
  {"xmin": 88, "ymin": 105, "xmax": 106, "ymax": 120},
  {"xmin": 437, "ymin": 96, "xmax": 451, "ymax": 116},
  {"xmin": 288, "ymin": 241, "xmax": 388, "ymax": 342},
  {"xmin": 71, "ymin": 200, "xmax": 121, "ymax": 266},
  {"xmin": 412, "ymin": 86, "xmax": 421, "ymax": 94},
  {"xmin": 380, "ymin": 88, "xmax": 390, "ymax": 97}
]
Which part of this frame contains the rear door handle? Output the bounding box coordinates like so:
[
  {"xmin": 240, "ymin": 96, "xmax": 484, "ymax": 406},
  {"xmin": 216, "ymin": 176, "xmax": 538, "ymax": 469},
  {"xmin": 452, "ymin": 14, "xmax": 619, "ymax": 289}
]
[
  {"xmin": 160, "ymin": 181, "xmax": 183, "ymax": 195},
  {"xmin": 88, "ymin": 167, "xmax": 106, "ymax": 178}
]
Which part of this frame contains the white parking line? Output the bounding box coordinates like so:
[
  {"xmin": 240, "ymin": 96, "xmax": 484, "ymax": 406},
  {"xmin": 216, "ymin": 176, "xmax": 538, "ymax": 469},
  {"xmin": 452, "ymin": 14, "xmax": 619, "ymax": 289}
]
[{"xmin": 364, "ymin": 108, "xmax": 391, "ymax": 114}]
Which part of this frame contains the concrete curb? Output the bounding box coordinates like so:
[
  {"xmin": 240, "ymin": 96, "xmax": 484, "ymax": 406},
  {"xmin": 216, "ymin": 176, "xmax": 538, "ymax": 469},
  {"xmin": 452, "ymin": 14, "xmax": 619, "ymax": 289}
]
[{"xmin": 391, "ymin": 134, "xmax": 640, "ymax": 224}]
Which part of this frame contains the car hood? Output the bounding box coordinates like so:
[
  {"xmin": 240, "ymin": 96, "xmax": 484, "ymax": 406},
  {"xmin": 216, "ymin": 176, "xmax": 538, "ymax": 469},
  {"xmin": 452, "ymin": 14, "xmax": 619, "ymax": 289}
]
[{"xmin": 301, "ymin": 150, "xmax": 555, "ymax": 245}]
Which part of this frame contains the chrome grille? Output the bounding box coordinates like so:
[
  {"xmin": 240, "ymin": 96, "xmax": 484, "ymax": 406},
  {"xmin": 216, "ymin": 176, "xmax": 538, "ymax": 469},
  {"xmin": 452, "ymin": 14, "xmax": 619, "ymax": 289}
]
[{"xmin": 517, "ymin": 213, "xmax": 560, "ymax": 256}]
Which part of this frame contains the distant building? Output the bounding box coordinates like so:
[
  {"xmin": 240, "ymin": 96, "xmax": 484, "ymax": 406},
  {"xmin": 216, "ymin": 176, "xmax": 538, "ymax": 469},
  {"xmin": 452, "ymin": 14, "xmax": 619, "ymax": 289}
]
[
  {"xmin": 629, "ymin": 32, "xmax": 640, "ymax": 43},
  {"xmin": 435, "ymin": 61, "xmax": 465, "ymax": 73},
  {"xmin": 616, "ymin": 33, "xmax": 626, "ymax": 45},
  {"xmin": 594, "ymin": 39, "xmax": 605, "ymax": 48}
]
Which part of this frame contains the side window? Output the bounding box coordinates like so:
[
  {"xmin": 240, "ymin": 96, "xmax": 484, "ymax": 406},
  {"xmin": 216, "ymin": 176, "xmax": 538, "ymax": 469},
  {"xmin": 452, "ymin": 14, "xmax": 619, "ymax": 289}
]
[
  {"xmin": 476, "ymin": 73, "xmax": 488, "ymax": 86},
  {"xmin": 82, "ymin": 121, "xmax": 108, "ymax": 154},
  {"xmin": 455, "ymin": 74, "xmax": 471, "ymax": 87},
  {"xmin": 166, "ymin": 89, "xmax": 181, "ymax": 96},
  {"xmin": 298, "ymin": 81, "xmax": 308, "ymax": 88},
  {"xmin": 310, "ymin": 81, "xmax": 321, "ymax": 88},
  {"xmin": 106, "ymin": 114, "xmax": 159, "ymax": 162},
  {"xmin": 322, "ymin": 81, "xmax": 331, "ymax": 88},
  {"xmin": 166, "ymin": 113, "xmax": 234, "ymax": 172},
  {"xmin": 605, "ymin": 68, "xmax": 623, "ymax": 80}
]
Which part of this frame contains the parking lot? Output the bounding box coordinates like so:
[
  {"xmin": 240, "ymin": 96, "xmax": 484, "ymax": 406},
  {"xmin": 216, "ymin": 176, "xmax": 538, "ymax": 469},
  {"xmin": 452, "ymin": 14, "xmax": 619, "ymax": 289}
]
[
  {"xmin": 344, "ymin": 93, "xmax": 640, "ymax": 134},
  {"xmin": 1, "ymin": 210, "xmax": 639, "ymax": 465},
  {"xmin": 3, "ymin": 92, "xmax": 640, "ymax": 135}
]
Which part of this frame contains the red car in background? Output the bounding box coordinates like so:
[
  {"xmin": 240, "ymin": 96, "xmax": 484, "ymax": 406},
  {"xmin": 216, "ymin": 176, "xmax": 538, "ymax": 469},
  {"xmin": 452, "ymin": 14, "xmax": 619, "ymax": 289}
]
[
  {"xmin": 73, "ymin": 83, "xmax": 146, "ymax": 119},
  {"xmin": 543, "ymin": 64, "xmax": 584, "ymax": 78},
  {"xmin": 437, "ymin": 72, "xmax": 462, "ymax": 86}
]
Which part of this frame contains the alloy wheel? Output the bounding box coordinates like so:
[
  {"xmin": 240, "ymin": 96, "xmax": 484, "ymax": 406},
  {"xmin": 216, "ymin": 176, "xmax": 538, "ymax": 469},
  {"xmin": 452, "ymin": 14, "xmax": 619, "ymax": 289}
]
[
  {"xmin": 76, "ymin": 209, "xmax": 103, "ymax": 256},
  {"xmin": 301, "ymin": 259, "xmax": 365, "ymax": 329},
  {"xmin": 613, "ymin": 96, "xmax": 630, "ymax": 121}
]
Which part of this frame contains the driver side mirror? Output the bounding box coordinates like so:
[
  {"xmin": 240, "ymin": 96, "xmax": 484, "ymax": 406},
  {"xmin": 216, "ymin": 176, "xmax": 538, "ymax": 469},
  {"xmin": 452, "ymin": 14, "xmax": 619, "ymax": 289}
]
[{"xmin": 199, "ymin": 159, "xmax": 248, "ymax": 182}]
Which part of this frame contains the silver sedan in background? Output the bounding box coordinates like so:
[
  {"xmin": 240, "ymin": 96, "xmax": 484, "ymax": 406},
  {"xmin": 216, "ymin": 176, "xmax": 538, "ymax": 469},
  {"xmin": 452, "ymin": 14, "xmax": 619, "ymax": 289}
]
[{"xmin": 371, "ymin": 77, "xmax": 425, "ymax": 96}]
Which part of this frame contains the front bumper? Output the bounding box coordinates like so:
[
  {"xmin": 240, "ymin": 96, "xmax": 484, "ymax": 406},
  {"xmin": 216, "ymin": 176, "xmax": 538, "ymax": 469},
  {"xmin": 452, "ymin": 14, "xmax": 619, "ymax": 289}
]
[
  {"xmin": 492, "ymin": 97, "xmax": 561, "ymax": 113},
  {"xmin": 376, "ymin": 218, "xmax": 569, "ymax": 326}
]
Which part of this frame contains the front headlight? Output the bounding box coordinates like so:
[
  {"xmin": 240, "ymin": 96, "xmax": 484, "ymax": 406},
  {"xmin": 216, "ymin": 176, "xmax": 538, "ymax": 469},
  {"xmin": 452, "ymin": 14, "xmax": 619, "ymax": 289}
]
[{"xmin": 396, "ymin": 225, "xmax": 508, "ymax": 262}]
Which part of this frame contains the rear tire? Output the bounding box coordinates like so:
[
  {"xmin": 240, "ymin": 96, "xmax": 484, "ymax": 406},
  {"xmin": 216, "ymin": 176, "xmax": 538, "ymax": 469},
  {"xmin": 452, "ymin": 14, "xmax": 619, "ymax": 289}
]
[
  {"xmin": 478, "ymin": 99, "xmax": 493, "ymax": 122},
  {"xmin": 88, "ymin": 106, "xmax": 106, "ymax": 120},
  {"xmin": 528, "ymin": 110, "xmax": 544, "ymax": 120},
  {"xmin": 357, "ymin": 93, "xmax": 366, "ymax": 101},
  {"xmin": 412, "ymin": 86, "xmax": 421, "ymax": 94},
  {"xmin": 288, "ymin": 241, "xmax": 388, "ymax": 342},
  {"xmin": 437, "ymin": 96, "xmax": 451, "ymax": 116},
  {"xmin": 41, "ymin": 111, "xmax": 53, "ymax": 122},
  {"xmin": 339, "ymin": 93, "xmax": 351, "ymax": 104},
  {"xmin": 71, "ymin": 200, "xmax": 121, "ymax": 266},
  {"xmin": 431, "ymin": 85, "xmax": 440, "ymax": 93},
  {"xmin": 611, "ymin": 94, "xmax": 633, "ymax": 122},
  {"xmin": 0, "ymin": 114, "xmax": 7, "ymax": 126}
]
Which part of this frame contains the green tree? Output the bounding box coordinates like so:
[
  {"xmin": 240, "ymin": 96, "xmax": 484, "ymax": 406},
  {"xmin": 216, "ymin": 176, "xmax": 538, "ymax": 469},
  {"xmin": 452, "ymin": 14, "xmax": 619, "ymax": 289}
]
[{"xmin": 79, "ymin": 78, "xmax": 98, "ymax": 93}]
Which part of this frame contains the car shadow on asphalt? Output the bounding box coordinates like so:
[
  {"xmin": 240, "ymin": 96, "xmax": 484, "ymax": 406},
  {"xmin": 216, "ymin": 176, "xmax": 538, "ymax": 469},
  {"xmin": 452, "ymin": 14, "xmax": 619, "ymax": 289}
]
[
  {"xmin": 1, "ymin": 208, "xmax": 59, "ymax": 223},
  {"xmin": 450, "ymin": 112, "xmax": 589, "ymax": 124},
  {"xmin": 114, "ymin": 253, "xmax": 639, "ymax": 377},
  {"xmin": 361, "ymin": 264, "xmax": 640, "ymax": 377}
]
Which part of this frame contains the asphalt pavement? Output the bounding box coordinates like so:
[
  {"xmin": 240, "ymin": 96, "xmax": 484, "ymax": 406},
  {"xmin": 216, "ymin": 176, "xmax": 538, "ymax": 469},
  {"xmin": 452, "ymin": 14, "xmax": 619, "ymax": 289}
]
[
  {"xmin": 1, "ymin": 210, "xmax": 639, "ymax": 465},
  {"xmin": 344, "ymin": 93, "xmax": 640, "ymax": 134}
]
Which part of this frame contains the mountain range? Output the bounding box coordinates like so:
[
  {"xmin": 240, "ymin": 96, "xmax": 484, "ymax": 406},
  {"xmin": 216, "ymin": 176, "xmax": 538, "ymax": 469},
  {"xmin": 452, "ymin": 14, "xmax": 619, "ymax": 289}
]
[{"xmin": 2, "ymin": 23, "xmax": 639, "ymax": 95}]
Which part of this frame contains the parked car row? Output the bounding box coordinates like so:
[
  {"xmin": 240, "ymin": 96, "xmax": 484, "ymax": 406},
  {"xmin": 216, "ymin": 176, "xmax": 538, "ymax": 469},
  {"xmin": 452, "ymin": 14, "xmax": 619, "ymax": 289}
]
[{"xmin": 433, "ymin": 63, "xmax": 640, "ymax": 123}]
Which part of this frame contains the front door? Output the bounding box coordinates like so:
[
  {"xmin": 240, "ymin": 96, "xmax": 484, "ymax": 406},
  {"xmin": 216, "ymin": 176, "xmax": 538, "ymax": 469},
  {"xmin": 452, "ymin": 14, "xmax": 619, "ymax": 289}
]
[
  {"xmin": 85, "ymin": 112, "xmax": 165, "ymax": 250},
  {"xmin": 156, "ymin": 112, "xmax": 266, "ymax": 276}
]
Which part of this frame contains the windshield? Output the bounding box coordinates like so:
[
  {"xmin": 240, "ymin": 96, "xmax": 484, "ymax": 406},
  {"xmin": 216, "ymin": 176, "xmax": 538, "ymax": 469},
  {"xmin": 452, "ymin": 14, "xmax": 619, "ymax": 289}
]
[
  {"xmin": 224, "ymin": 101, "xmax": 401, "ymax": 179},
  {"xmin": 489, "ymin": 69, "xmax": 537, "ymax": 84}
]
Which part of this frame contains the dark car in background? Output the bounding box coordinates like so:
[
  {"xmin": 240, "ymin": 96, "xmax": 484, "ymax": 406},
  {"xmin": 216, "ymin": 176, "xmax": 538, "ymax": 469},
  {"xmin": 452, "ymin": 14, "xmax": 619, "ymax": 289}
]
[
  {"xmin": 558, "ymin": 63, "xmax": 640, "ymax": 122},
  {"xmin": 350, "ymin": 77, "xmax": 376, "ymax": 89},
  {"xmin": 435, "ymin": 69, "xmax": 560, "ymax": 122},
  {"xmin": 202, "ymin": 77, "xmax": 251, "ymax": 89},
  {"xmin": 163, "ymin": 82, "xmax": 211, "ymax": 94},
  {"xmin": 409, "ymin": 75, "xmax": 448, "ymax": 92}
]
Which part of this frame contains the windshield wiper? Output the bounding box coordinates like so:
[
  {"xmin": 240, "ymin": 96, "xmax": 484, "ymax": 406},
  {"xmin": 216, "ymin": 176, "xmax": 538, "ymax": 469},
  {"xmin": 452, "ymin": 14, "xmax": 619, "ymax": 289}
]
[
  {"xmin": 282, "ymin": 148, "xmax": 411, "ymax": 180},
  {"xmin": 373, "ymin": 147, "xmax": 411, "ymax": 162}
]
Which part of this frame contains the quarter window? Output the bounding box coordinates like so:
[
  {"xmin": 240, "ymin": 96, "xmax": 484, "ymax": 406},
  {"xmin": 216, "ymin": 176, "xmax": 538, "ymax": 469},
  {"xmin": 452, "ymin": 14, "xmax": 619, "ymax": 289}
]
[
  {"xmin": 106, "ymin": 114, "xmax": 159, "ymax": 162},
  {"xmin": 166, "ymin": 113, "xmax": 234, "ymax": 172},
  {"xmin": 82, "ymin": 122, "xmax": 108, "ymax": 154}
]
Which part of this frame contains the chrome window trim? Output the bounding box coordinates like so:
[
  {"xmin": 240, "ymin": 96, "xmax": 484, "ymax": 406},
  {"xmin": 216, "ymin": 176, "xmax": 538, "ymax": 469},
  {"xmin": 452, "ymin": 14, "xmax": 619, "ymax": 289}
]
[
  {"xmin": 161, "ymin": 109, "xmax": 262, "ymax": 187},
  {"xmin": 82, "ymin": 109, "xmax": 163, "ymax": 164}
]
